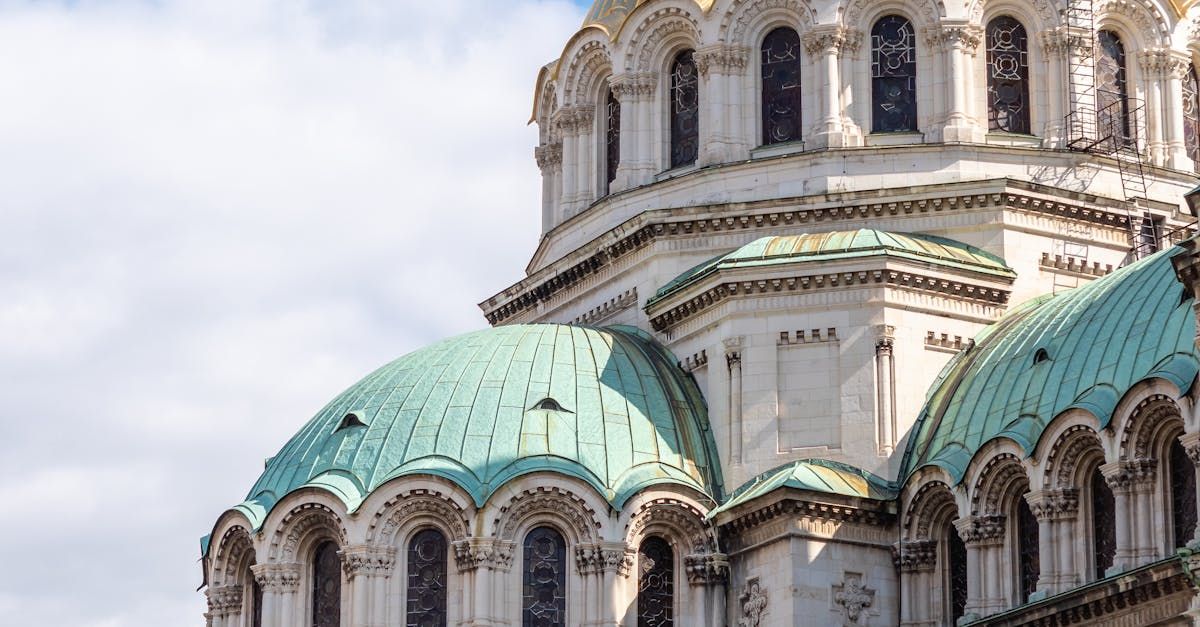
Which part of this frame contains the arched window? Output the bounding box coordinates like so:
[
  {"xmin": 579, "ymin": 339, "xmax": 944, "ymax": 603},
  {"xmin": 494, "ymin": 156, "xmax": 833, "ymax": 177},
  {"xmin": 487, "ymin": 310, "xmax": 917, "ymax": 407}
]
[
  {"xmin": 252, "ymin": 577, "xmax": 263, "ymax": 627},
  {"xmin": 947, "ymin": 524, "xmax": 967, "ymax": 623},
  {"xmin": 1170, "ymin": 439, "xmax": 1198, "ymax": 548},
  {"xmin": 605, "ymin": 86, "xmax": 620, "ymax": 193},
  {"xmin": 871, "ymin": 15, "xmax": 918, "ymax": 133},
  {"xmin": 986, "ymin": 16, "xmax": 1030, "ymax": 134},
  {"xmin": 1015, "ymin": 495, "xmax": 1039, "ymax": 604},
  {"xmin": 312, "ymin": 541, "xmax": 341, "ymax": 627},
  {"xmin": 638, "ymin": 536, "xmax": 674, "ymax": 627},
  {"xmin": 1091, "ymin": 467, "xmax": 1116, "ymax": 580},
  {"xmin": 407, "ymin": 529, "xmax": 448, "ymax": 627},
  {"xmin": 761, "ymin": 27, "xmax": 803, "ymax": 145},
  {"xmin": 1096, "ymin": 30, "xmax": 1130, "ymax": 148},
  {"xmin": 523, "ymin": 527, "xmax": 567, "ymax": 627},
  {"xmin": 670, "ymin": 50, "xmax": 699, "ymax": 168},
  {"xmin": 1184, "ymin": 66, "xmax": 1199, "ymax": 171}
]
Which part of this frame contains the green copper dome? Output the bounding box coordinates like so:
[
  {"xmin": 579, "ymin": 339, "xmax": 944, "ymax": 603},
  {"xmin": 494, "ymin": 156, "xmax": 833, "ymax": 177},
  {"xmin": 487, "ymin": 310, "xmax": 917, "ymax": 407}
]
[
  {"xmin": 709, "ymin": 459, "xmax": 896, "ymax": 519},
  {"xmin": 650, "ymin": 229, "xmax": 1014, "ymax": 306},
  {"xmin": 903, "ymin": 246, "xmax": 1200, "ymax": 484},
  {"xmin": 233, "ymin": 324, "xmax": 723, "ymax": 529}
]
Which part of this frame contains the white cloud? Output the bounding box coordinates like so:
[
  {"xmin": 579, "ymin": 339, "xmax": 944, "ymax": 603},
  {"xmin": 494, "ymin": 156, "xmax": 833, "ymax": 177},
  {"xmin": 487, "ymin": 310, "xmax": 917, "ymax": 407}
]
[{"xmin": 0, "ymin": 1, "xmax": 583, "ymax": 624}]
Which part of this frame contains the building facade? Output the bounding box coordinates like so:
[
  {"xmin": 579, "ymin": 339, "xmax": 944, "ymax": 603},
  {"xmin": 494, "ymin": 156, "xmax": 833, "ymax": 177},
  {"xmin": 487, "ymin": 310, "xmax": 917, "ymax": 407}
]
[{"xmin": 203, "ymin": 0, "xmax": 1200, "ymax": 625}]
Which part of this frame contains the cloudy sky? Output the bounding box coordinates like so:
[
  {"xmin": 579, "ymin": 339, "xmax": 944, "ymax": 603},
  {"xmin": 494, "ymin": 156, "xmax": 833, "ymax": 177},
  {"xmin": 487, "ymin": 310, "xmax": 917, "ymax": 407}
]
[{"xmin": 0, "ymin": 1, "xmax": 587, "ymax": 624}]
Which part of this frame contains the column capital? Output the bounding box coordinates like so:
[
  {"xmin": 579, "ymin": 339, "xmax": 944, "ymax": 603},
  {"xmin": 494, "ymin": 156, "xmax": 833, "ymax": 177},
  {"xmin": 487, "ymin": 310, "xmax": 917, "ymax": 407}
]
[
  {"xmin": 801, "ymin": 25, "xmax": 851, "ymax": 57},
  {"xmin": 1180, "ymin": 432, "xmax": 1200, "ymax": 465},
  {"xmin": 1100, "ymin": 459, "xmax": 1158, "ymax": 492},
  {"xmin": 724, "ymin": 336, "xmax": 744, "ymax": 367},
  {"xmin": 609, "ymin": 72, "xmax": 657, "ymax": 100},
  {"xmin": 935, "ymin": 21, "xmax": 983, "ymax": 53},
  {"xmin": 694, "ymin": 44, "xmax": 751, "ymax": 77},
  {"xmin": 1025, "ymin": 488, "xmax": 1080, "ymax": 521},
  {"xmin": 339, "ymin": 544, "xmax": 397, "ymax": 579},
  {"xmin": 599, "ymin": 541, "xmax": 635, "ymax": 577},
  {"xmin": 892, "ymin": 539, "xmax": 937, "ymax": 573},
  {"xmin": 684, "ymin": 552, "xmax": 730, "ymax": 585},
  {"xmin": 452, "ymin": 538, "xmax": 516, "ymax": 573},
  {"xmin": 954, "ymin": 514, "xmax": 1006, "ymax": 545},
  {"xmin": 534, "ymin": 142, "xmax": 563, "ymax": 171},
  {"xmin": 1137, "ymin": 48, "xmax": 1194, "ymax": 79},
  {"xmin": 206, "ymin": 584, "xmax": 244, "ymax": 618},
  {"xmin": 251, "ymin": 562, "xmax": 302, "ymax": 593}
]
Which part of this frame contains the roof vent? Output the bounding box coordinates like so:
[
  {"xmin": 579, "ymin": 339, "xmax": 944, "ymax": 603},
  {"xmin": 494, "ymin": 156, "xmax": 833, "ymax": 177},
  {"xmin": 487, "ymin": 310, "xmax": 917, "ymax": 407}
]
[
  {"xmin": 530, "ymin": 398, "xmax": 570, "ymax": 412},
  {"xmin": 336, "ymin": 412, "xmax": 368, "ymax": 432},
  {"xmin": 1033, "ymin": 348, "xmax": 1050, "ymax": 365}
]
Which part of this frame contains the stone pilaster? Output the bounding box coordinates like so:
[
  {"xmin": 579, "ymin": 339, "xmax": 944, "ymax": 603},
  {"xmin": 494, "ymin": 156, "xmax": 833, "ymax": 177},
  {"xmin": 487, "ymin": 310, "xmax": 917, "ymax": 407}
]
[
  {"xmin": 894, "ymin": 540, "xmax": 936, "ymax": 626},
  {"xmin": 875, "ymin": 325, "xmax": 897, "ymax": 455},
  {"xmin": 955, "ymin": 514, "xmax": 1006, "ymax": 619},
  {"xmin": 802, "ymin": 25, "xmax": 853, "ymax": 148},
  {"xmin": 1025, "ymin": 489, "xmax": 1079, "ymax": 595},
  {"xmin": 934, "ymin": 21, "xmax": 985, "ymax": 143},
  {"xmin": 453, "ymin": 538, "xmax": 516, "ymax": 627},
  {"xmin": 251, "ymin": 562, "xmax": 301, "ymax": 627},
  {"xmin": 205, "ymin": 584, "xmax": 244, "ymax": 627},
  {"xmin": 725, "ymin": 336, "xmax": 744, "ymax": 466},
  {"xmin": 609, "ymin": 72, "xmax": 657, "ymax": 188},
  {"xmin": 1180, "ymin": 432, "xmax": 1200, "ymax": 549},
  {"xmin": 695, "ymin": 44, "xmax": 751, "ymax": 164},
  {"xmin": 341, "ymin": 545, "xmax": 397, "ymax": 627}
]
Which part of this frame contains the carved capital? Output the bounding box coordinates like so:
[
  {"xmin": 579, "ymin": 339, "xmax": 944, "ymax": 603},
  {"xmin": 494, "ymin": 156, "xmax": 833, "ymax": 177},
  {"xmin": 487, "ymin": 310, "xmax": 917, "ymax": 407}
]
[
  {"xmin": 1025, "ymin": 488, "xmax": 1080, "ymax": 521},
  {"xmin": 610, "ymin": 72, "xmax": 657, "ymax": 99},
  {"xmin": 339, "ymin": 545, "xmax": 397, "ymax": 579},
  {"xmin": 1138, "ymin": 49, "xmax": 1193, "ymax": 79},
  {"xmin": 206, "ymin": 585, "xmax": 244, "ymax": 617},
  {"xmin": 891, "ymin": 540, "xmax": 937, "ymax": 572},
  {"xmin": 937, "ymin": 22, "xmax": 983, "ymax": 52},
  {"xmin": 453, "ymin": 538, "xmax": 515, "ymax": 573},
  {"xmin": 251, "ymin": 563, "xmax": 302, "ymax": 593},
  {"xmin": 724, "ymin": 336, "xmax": 743, "ymax": 369},
  {"xmin": 1100, "ymin": 459, "xmax": 1156, "ymax": 492},
  {"xmin": 599, "ymin": 542, "xmax": 634, "ymax": 577},
  {"xmin": 954, "ymin": 514, "xmax": 1006, "ymax": 545},
  {"xmin": 695, "ymin": 44, "xmax": 750, "ymax": 77},
  {"xmin": 684, "ymin": 552, "xmax": 729, "ymax": 585},
  {"xmin": 534, "ymin": 142, "xmax": 563, "ymax": 170},
  {"xmin": 801, "ymin": 25, "xmax": 849, "ymax": 57},
  {"xmin": 1180, "ymin": 432, "xmax": 1200, "ymax": 466}
]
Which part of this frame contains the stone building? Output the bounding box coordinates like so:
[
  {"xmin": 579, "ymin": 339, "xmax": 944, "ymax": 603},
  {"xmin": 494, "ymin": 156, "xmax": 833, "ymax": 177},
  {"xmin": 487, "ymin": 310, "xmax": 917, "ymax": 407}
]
[{"xmin": 201, "ymin": 0, "xmax": 1200, "ymax": 625}]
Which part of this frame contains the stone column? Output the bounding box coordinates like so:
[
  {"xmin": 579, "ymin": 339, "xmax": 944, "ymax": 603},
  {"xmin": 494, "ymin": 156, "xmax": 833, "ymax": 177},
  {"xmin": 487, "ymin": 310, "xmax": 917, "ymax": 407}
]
[
  {"xmin": 556, "ymin": 108, "xmax": 579, "ymax": 218},
  {"xmin": 596, "ymin": 543, "xmax": 632, "ymax": 627},
  {"xmin": 1130, "ymin": 459, "xmax": 1159, "ymax": 563},
  {"xmin": 894, "ymin": 540, "xmax": 936, "ymax": 626},
  {"xmin": 802, "ymin": 25, "xmax": 851, "ymax": 149},
  {"xmin": 686, "ymin": 553, "xmax": 730, "ymax": 627},
  {"xmin": 574, "ymin": 105, "xmax": 596, "ymax": 209},
  {"xmin": 875, "ymin": 326, "xmax": 896, "ymax": 455},
  {"xmin": 1165, "ymin": 52, "xmax": 1194, "ymax": 171},
  {"xmin": 205, "ymin": 585, "xmax": 243, "ymax": 627},
  {"xmin": 839, "ymin": 30, "xmax": 865, "ymax": 144},
  {"xmin": 1063, "ymin": 25, "xmax": 1097, "ymax": 145},
  {"xmin": 725, "ymin": 337, "xmax": 744, "ymax": 466},
  {"xmin": 251, "ymin": 563, "xmax": 301, "ymax": 627},
  {"xmin": 1100, "ymin": 461, "xmax": 1137, "ymax": 573},
  {"xmin": 609, "ymin": 76, "xmax": 637, "ymax": 193},
  {"xmin": 1025, "ymin": 488, "xmax": 1078, "ymax": 596},
  {"xmin": 1180, "ymin": 432, "xmax": 1200, "ymax": 549},
  {"xmin": 1037, "ymin": 29, "xmax": 1068, "ymax": 145},
  {"xmin": 535, "ymin": 141, "xmax": 562, "ymax": 233},
  {"xmin": 695, "ymin": 44, "xmax": 750, "ymax": 165},
  {"xmin": 1138, "ymin": 49, "xmax": 1169, "ymax": 164},
  {"xmin": 937, "ymin": 22, "xmax": 984, "ymax": 143},
  {"xmin": 341, "ymin": 545, "xmax": 397, "ymax": 627}
]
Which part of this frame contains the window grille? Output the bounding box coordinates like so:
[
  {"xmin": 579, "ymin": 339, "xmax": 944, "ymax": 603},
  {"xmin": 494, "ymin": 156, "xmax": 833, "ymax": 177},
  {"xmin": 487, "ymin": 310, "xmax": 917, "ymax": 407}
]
[
  {"xmin": 871, "ymin": 16, "xmax": 918, "ymax": 133},
  {"xmin": 1091, "ymin": 467, "xmax": 1116, "ymax": 580},
  {"xmin": 670, "ymin": 50, "xmax": 699, "ymax": 168},
  {"xmin": 312, "ymin": 541, "xmax": 341, "ymax": 627},
  {"xmin": 1172, "ymin": 440, "xmax": 1198, "ymax": 548},
  {"xmin": 407, "ymin": 529, "xmax": 448, "ymax": 627},
  {"xmin": 761, "ymin": 28, "xmax": 803, "ymax": 145},
  {"xmin": 637, "ymin": 537, "xmax": 674, "ymax": 627},
  {"xmin": 523, "ymin": 527, "xmax": 567, "ymax": 627},
  {"xmin": 606, "ymin": 87, "xmax": 621, "ymax": 191},
  {"xmin": 1016, "ymin": 496, "xmax": 1039, "ymax": 604},
  {"xmin": 986, "ymin": 17, "xmax": 1030, "ymax": 134},
  {"xmin": 1096, "ymin": 31, "xmax": 1130, "ymax": 148},
  {"xmin": 1184, "ymin": 66, "xmax": 1199, "ymax": 171}
]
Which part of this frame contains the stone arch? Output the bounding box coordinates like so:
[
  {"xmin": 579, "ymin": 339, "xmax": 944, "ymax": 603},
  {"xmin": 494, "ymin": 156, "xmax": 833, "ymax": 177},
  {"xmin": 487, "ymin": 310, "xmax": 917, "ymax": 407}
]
[
  {"xmin": 623, "ymin": 4, "xmax": 703, "ymax": 73},
  {"xmin": 1096, "ymin": 0, "xmax": 1172, "ymax": 49},
  {"xmin": 534, "ymin": 66, "xmax": 561, "ymax": 143},
  {"xmin": 367, "ymin": 488, "xmax": 470, "ymax": 546},
  {"xmin": 1120, "ymin": 393, "xmax": 1186, "ymax": 460},
  {"xmin": 719, "ymin": 0, "xmax": 817, "ymax": 46},
  {"xmin": 970, "ymin": 451, "xmax": 1031, "ymax": 515},
  {"xmin": 1043, "ymin": 423, "xmax": 1107, "ymax": 490},
  {"xmin": 624, "ymin": 497, "xmax": 714, "ymax": 554},
  {"xmin": 562, "ymin": 37, "xmax": 615, "ymax": 106},
  {"xmin": 493, "ymin": 486, "xmax": 602, "ymax": 545},
  {"xmin": 969, "ymin": 0, "xmax": 1059, "ymax": 28},
  {"xmin": 904, "ymin": 479, "xmax": 960, "ymax": 540},
  {"xmin": 269, "ymin": 501, "xmax": 348, "ymax": 562},
  {"xmin": 212, "ymin": 524, "xmax": 257, "ymax": 587},
  {"xmin": 843, "ymin": 0, "xmax": 946, "ymax": 30}
]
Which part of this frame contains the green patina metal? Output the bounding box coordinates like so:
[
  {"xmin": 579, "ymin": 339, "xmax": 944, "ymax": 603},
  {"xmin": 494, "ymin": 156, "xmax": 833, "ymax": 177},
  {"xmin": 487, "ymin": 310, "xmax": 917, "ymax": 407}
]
[
  {"xmin": 709, "ymin": 459, "xmax": 897, "ymax": 518},
  {"xmin": 649, "ymin": 229, "xmax": 1015, "ymax": 307},
  {"xmin": 903, "ymin": 245, "xmax": 1200, "ymax": 485},
  {"xmin": 231, "ymin": 324, "xmax": 724, "ymax": 531}
]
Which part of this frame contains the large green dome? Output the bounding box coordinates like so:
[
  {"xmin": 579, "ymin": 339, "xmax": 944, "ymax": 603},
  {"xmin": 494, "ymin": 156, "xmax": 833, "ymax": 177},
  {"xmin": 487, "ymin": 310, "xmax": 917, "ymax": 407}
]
[{"xmin": 234, "ymin": 324, "xmax": 723, "ymax": 528}]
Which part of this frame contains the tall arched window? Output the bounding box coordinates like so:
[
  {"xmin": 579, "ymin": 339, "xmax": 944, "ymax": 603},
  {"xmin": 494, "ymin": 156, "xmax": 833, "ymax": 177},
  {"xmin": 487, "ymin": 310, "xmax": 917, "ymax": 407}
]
[
  {"xmin": 871, "ymin": 15, "xmax": 918, "ymax": 133},
  {"xmin": 1170, "ymin": 439, "xmax": 1198, "ymax": 548},
  {"xmin": 605, "ymin": 86, "xmax": 620, "ymax": 193},
  {"xmin": 761, "ymin": 27, "xmax": 803, "ymax": 145},
  {"xmin": 986, "ymin": 16, "xmax": 1030, "ymax": 134},
  {"xmin": 1184, "ymin": 66, "xmax": 1199, "ymax": 171},
  {"xmin": 523, "ymin": 527, "xmax": 567, "ymax": 627},
  {"xmin": 407, "ymin": 529, "xmax": 448, "ymax": 627},
  {"xmin": 947, "ymin": 524, "xmax": 967, "ymax": 623},
  {"xmin": 1096, "ymin": 30, "xmax": 1130, "ymax": 148},
  {"xmin": 312, "ymin": 541, "xmax": 341, "ymax": 627},
  {"xmin": 1091, "ymin": 467, "xmax": 1116, "ymax": 580},
  {"xmin": 638, "ymin": 536, "xmax": 674, "ymax": 627},
  {"xmin": 670, "ymin": 50, "xmax": 699, "ymax": 168},
  {"xmin": 1015, "ymin": 495, "xmax": 1039, "ymax": 604}
]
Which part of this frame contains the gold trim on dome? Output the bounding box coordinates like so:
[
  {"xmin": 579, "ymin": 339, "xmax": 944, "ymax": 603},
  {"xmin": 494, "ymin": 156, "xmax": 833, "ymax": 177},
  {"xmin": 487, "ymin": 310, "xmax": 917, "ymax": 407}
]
[
  {"xmin": 582, "ymin": 0, "xmax": 714, "ymax": 39},
  {"xmin": 1168, "ymin": 0, "xmax": 1198, "ymax": 18}
]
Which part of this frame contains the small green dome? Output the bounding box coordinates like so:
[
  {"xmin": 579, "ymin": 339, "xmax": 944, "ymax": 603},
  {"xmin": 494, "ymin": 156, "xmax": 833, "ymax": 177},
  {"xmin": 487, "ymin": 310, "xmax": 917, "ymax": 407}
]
[
  {"xmin": 709, "ymin": 459, "xmax": 896, "ymax": 519},
  {"xmin": 903, "ymin": 246, "xmax": 1200, "ymax": 484},
  {"xmin": 234, "ymin": 324, "xmax": 723, "ymax": 528},
  {"xmin": 651, "ymin": 229, "xmax": 1014, "ymax": 305}
]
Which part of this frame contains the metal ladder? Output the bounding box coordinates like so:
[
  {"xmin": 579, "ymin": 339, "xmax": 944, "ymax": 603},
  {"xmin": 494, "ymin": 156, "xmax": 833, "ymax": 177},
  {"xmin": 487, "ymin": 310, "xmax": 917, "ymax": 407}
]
[{"xmin": 1062, "ymin": 0, "xmax": 1157, "ymax": 263}]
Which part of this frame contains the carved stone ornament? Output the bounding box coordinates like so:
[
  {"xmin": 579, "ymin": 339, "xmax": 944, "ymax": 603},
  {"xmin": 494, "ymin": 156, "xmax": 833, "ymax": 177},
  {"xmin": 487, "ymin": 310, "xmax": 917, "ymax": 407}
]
[
  {"xmin": 695, "ymin": 44, "xmax": 750, "ymax": 77},
  {"xmin": 205, "ymin": 585, "xmax": 244, "ymax": 617},
  {"xmin": 801, "ymin": 25, "xmax": 848, "ymax": 57},
  {"xmin": 339, "ymin": 545, "xmax": 397, "ymax": 579},
  {"xmin": 452, "ymin": 538, "xmax": 516, "ymax": 573},
  {"xmin": 1025, "ymin": 488, "xmax": 1081, "ymax": 521},
  {"xmin": 684, "ymin": 553, "xmax": 730, "ymax": 585},
  {"xmin": 738, "ymin": 578, "xmax": 768, "ymax": 627},
  {"xmin": 954, "ymin": 514, "xmax": 1006, "ymax": 545},
  {"xmin": 251, "ymin": 562, "xmax": 302, "ymax": 593},
  {"xmin": 833, "ymin": 573, "xmax": 875, "ymax": 626},
  {"xmin": 891, "ymin": 540, "xmax": 937, "ymax": 572}
]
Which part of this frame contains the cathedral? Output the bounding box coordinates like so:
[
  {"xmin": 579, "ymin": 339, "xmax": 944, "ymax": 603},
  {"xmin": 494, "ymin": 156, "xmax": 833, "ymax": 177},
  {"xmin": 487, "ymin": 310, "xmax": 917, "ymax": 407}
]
[{"xmin": 202, "ymin": 0, "xmax": 1200, "ymax": 625}]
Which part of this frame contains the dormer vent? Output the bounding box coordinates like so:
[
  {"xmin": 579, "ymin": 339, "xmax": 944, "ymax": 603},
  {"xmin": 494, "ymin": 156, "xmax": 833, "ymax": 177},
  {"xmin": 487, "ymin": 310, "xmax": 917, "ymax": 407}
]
[
  {"xmin": 530, "ymin": 398, "xmax": 569, "ymax": 412},
  {"xmin": 336, "ymin": 412, "xmax": 368, "ymax": 432}
]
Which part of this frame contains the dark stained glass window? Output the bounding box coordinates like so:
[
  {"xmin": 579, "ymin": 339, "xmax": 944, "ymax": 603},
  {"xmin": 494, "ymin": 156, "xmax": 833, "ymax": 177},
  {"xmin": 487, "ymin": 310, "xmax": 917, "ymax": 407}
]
[
  {"xmin": 1097, "ymin": 30, "xmax": 1130, "ymax": 149},
  {"xmin": 670, "ymin": 50, "xmax": 699, "ymax": 168},
  {"xmin": 1171, "ymin": 439, "xmax": 1198, "ymax": 549},
  {"xmin": 312, "ymin": 541, "xmax": 341, "ymax": 627},
  {"xmin": 637, "ymin": 537, "xmax": 674, "ymax": 627},
  {"xmin": 1016, "ymin": 496, "xmax": 1039, "ymax": 604},
  {"xmin": 761, "ymin": 27, "xmax": 803, "ymax": 145},
  {"xmin": 407, "ymin": 529, "xmax": 448, "ymax": 627},
  {"xmin": 986, "ymin": 16, "xmax": 1030, "ymax": 134},
  {"xmin": 948, "ymin": 525, "xmax": 967, "ymax": 622},
  {"xmin": 523, "ymin": 527, "xmax": 567, "ymax": 627},
  {"xmin": 1091, "ymin": 467, "xmax": 1116, "ymax": 580},
  {"xmin": 252, "ymin": 577, "xmax": 263, "ymax": 627},
  {"xmin": 871, "ymin": 16, "xmax": 918, "ymax": 133},
  {"xmin": 1184, "ymin": 66, "xmax": 1199, "ymax": 172},
  {"xmin": 606, "ymin": 87, "xmax": 620, "ymax": 192}
]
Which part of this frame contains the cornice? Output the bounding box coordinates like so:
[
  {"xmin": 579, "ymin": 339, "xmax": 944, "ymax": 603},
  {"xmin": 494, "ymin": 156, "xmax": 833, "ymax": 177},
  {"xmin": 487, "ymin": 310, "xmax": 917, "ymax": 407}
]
[
  {"xmin": 715, "ymin": 491, "xmax": 896, "ymax": 537},
  {"xmin": 480, "ymin": 181, "xmax": 1141, "ymax": 326}
]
